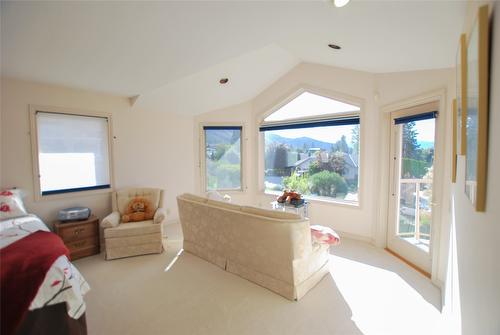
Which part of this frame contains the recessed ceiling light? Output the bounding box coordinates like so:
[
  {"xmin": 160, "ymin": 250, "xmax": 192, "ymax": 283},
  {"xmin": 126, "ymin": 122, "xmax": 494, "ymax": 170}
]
[
  {"xmin": 328, "ymin": 44, "xmax": 341, "ymax": 50},
  {"xmin": 333, "ymin": 0, "xmax": 350, "ymax": 8},
  {"xmin": 219, "ymin": 78, "xmax": 229, "ymax": 84}
]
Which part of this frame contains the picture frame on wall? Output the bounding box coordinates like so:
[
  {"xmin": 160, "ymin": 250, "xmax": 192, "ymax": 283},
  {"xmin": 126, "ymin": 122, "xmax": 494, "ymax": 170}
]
[
  {"xmin": 465, "ymin": 5, "xmax": 490, "ymax": 212},
  {"xmin": 456, "ymin": 33, "xmax": 467, "ymax": 156},
  {"xmin": 452, "ymin": 99, "xmax": 457, "ymax": 183}
]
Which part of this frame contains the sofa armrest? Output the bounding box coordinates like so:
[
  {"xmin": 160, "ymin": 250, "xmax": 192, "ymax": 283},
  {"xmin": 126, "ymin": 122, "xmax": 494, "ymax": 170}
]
[
  {"xmin": 292, "ymin": 243, "xmax": 330, "ymax": 285},
  {"xmin": 101, "ymin": 211, "xmax": 121, "ymax": 228},
  {"xmin": 154, "ymin": 207, "xmax": 167, "ymax": 224}
]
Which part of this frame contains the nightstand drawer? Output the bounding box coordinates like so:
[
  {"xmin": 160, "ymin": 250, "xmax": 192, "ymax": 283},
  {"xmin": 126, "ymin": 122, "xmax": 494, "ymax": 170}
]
[
  {"xmin": 66, "ymin": 236, "xmax": 98, "ymax": 251},
  {"xmin": 70, "ymin": 245, "xmax": 100, "ymax": 260},
  {"xmin": 59, "ymin": 222, "xmax": 98, "ymax": 243}
]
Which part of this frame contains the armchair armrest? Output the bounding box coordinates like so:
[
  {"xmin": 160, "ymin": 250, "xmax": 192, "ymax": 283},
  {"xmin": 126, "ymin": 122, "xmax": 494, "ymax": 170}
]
[
  {"xmin": 101, "ymin": 211, "xmax": 121, "ymax": 228},
  {"xmin": 154, "ymin": 207, "xmax": 167, "ymax": 224}
]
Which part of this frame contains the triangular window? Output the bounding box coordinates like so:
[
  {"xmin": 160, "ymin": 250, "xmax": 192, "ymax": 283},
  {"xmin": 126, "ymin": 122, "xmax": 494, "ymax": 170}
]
[{"xmin": 264, "ymin": 92, "xmax": 360, "ymax": 122}]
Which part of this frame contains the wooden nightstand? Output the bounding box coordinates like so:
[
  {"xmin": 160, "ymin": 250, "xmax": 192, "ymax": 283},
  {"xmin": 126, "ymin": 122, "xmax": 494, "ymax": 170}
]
[{"xmin": 54, "ymin": 215, "xmax": 100, "ymax": 260}]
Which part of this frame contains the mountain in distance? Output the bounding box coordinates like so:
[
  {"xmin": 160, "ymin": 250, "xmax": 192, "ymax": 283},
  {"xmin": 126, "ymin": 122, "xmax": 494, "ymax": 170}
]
[{"xmin": 266, "ymin": 133, "xmax": 334, "ymax": 151}]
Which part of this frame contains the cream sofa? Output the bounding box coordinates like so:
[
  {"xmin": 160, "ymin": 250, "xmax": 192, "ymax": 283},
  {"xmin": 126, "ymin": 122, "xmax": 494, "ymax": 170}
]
[
  {"xmin": 101, "ymin": 188, "xmax": 166, "ymax": 260},
  {"xmin": 177, "ymin": 193, "xmax": 330, "ymax": 300}
]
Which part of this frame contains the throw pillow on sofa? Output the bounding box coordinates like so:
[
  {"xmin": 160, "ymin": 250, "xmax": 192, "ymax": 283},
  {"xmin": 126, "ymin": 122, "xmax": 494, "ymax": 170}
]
[{"xmin": 311, "ymin": 225, "xmax": 340, "ymax": 245}]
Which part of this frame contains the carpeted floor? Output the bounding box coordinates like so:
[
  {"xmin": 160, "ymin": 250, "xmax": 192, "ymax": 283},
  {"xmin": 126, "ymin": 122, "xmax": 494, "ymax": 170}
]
[{"xmin": 74, "ymin": 223, "xmax": 445, "ymax": 335}]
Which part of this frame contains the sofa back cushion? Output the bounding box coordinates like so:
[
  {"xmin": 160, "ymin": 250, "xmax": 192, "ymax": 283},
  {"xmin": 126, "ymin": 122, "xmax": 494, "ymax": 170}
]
[
  {"xmin": 116, "ymin": 188, "xmax": 161, "ymax": 215},
  {"xmin": 207, "ymin": 199, "xmax": 241, "ymax": 212},
  {"xmin": 179, "ymin": 193, "xmax": 208, "ymax": 204},
  {"xmin": 241, "ymin": 206, "xmax": 301, "ymax": 220}
]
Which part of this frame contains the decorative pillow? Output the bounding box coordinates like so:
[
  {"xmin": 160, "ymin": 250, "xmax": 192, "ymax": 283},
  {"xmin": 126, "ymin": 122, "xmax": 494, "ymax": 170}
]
[
  {"xmin": 310, "ymin": 225, "xmax": 340, "ymax": 245},
  {"xmin": 0, "ymin": 189, "xmax": 28, "ymax": 220},
  {"xmin": 206, "ymin": 191, "xmax": 231, "ymax": 203},
  {"xmin": 207, "ymin": 191, "xmax": 224, "ymax": 201}
]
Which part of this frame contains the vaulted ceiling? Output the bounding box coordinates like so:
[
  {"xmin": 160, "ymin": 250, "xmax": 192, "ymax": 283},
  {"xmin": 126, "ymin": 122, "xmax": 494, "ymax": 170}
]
[{"xmin": 1, "ymin": 1, "xmax": 466, "ymax": 114}]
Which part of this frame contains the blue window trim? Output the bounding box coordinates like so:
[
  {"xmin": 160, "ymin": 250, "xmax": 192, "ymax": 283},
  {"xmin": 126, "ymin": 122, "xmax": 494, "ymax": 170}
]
[
  {"xmin": 394, "ymin": 111, "xmax": 438, "ymax": 125},
  {"xmin": 259, "ymin": 117, "xmax": 360, "ymax": 132},
  {"xmin": 42, "ymin": 184, "xmax": 111, "ymax": 196},
  {"xmin": 203, "ymin": 126, "xmax": 242, "ymax": 131}
]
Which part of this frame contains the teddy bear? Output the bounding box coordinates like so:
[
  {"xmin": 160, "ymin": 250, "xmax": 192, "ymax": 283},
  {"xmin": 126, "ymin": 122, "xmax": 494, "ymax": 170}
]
[{"xmin": 121, "ymin": 197, "xmax": 155, "ymax": 223}]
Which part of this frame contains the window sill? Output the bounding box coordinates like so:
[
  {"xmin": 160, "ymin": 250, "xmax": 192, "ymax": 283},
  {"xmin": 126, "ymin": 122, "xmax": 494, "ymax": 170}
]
[
  {"xmin": 35, "ymin": 186, "xmax": 113, "ymax": 202},
  {"xmin": 262, "ymin": 190, "xmax": 360, "ymax": 209}
]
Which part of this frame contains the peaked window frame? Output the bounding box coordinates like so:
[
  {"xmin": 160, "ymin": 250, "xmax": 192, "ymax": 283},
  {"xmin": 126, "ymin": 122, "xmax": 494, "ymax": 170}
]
[{"xmin": 259, "ymin": 89, "xmax": 363, "ymax": 207}]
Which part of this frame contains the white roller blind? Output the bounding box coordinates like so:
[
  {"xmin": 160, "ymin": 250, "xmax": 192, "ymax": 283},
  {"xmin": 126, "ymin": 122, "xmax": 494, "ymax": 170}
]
[{"xmin": 36, "ymin": 112, "xmax": 111, "ymax": 195}]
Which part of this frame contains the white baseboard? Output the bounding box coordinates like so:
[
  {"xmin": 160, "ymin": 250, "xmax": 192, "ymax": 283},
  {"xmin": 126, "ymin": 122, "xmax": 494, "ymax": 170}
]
[{"xmin": 335, "ymin": 230, "xmax": 374, "ymax": 244}]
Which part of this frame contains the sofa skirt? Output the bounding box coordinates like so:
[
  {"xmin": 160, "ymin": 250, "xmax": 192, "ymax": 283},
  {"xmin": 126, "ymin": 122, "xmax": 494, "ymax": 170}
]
[{"xmin": 183, "ymin": 239, "xmax": 330, "ymax": 300}]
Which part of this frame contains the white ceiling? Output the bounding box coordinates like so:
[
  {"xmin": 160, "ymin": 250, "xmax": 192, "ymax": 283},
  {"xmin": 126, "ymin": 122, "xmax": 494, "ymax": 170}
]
[{"xmin": 1, "ymin": 1, "xmax": 466, "ymax": 114}]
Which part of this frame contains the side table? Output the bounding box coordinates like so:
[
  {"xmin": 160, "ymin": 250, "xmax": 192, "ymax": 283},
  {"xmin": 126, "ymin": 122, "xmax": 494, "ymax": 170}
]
[
  {"xmin": 54, "ymin": 215, "xmax": 100, "ymax": 260},
  {"xmin": 271, "ymin": 200, "xmax": 309, "ymax": 219}
]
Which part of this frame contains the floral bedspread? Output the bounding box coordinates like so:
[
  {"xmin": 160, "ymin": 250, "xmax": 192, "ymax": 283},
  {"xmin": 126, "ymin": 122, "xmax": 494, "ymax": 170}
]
[{"xmin": 0, "ymin": 215, "xmax": 90, "ymax": 319}]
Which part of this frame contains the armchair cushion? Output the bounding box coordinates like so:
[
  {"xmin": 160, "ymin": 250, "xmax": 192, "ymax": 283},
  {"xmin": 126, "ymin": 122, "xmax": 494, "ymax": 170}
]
[
  {"xmin": 154, "ymin": 207, "xmax": 167, "ymax": 224},
  {"xmin": 101, "ymin": 211, "xmax": 120, "ymax": 228},
  {"xmin": 103, "ymin": 220, "xmax": 161, "ymax": 239}
]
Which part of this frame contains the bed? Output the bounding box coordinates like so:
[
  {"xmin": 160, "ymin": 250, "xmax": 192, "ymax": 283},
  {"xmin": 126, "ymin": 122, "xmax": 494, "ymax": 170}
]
[{"xmin": 0, "ymin": 214, "xmax": 90, "ymax": 335}]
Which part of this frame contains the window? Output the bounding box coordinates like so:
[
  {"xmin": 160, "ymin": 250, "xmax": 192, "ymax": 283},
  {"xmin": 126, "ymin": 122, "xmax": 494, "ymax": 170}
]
[
  {"xmin": 32, "ymin": 109, "xmax": 112, "ymax": 197},
  {"xmin": 261, "ymin": 92, "xmax": 360, "ymax": 204},
  {"xmin": 203, "ymin": 126, "xmax": 242, "ymax": 191}
]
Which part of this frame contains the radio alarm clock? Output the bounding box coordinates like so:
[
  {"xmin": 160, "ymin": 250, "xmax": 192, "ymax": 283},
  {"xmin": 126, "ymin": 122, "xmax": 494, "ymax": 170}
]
[{"xmin": 58, "ymin": 207, "xmax": 91, "ymax": 222}]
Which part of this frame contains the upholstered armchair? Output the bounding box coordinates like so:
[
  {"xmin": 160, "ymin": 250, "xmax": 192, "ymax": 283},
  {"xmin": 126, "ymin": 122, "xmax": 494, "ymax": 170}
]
[{"xmin": 101, "ymin": 188, "xmax": 166, "ymax": 260}]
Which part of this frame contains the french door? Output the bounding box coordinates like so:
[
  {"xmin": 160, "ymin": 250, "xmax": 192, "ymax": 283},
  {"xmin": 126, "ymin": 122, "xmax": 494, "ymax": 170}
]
[{"xmin": 387, "ymin": 109, "xmax": 438, "ymax": 274}]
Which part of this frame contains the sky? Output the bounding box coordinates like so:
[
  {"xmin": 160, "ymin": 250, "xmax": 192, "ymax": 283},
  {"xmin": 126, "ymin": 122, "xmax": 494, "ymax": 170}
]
[
  {"xmin": 264, "ymin": 91, "xmax": 359, "ymax": 122},
  {"xmin": 265, "ymin": 91, "xmax": 435, "ymax": 145},
  {"xmin": 413, "ymin": 119, "xmax": 435, "ymax": 143}
]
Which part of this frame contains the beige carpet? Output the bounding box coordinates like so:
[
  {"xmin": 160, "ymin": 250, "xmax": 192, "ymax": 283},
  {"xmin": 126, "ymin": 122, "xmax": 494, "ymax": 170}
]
[{"xmin": 75, "ymin": 223, "xmax": 445, "ymax": 335}]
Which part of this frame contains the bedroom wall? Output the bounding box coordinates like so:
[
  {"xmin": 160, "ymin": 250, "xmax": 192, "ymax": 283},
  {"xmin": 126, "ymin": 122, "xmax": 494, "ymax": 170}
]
[
  {"xmin": 194, "ymin": 63, "xmax": 380, "ymax": 241},
  {"xmin": 444, "ymin": 1, "xmax": 500, "ymax": 334},
  {"xmin": 194, "ymin": 101, "xmax": 257, "ymax": 206},
  {"xmin": 194, "ymin": 62, "xmax": 458, "ymax": 244},
  {"xmin": 373, "ymin": 68, "xmax": 455, "ymax": 286},
  {"xmin": 251, "ymin": 63, "xmax": 379, "ymax": 241},
  {"xmin": 0, "ymin": 77, "xmax": 195, "ymax": 226}
]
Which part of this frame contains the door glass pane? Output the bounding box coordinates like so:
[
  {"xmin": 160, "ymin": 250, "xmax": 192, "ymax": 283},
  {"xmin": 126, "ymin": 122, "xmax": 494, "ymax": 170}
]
[
  {"xmin": 397, "ymin": 118, "xmax": 435, "ymax": 252},
  {"xmin": 419, "ymin": 182, "xmax": 432, "ymax": 243},
  {"xmin": 399, "ymin": 182, "xmax": 416, "ymax": 236}
]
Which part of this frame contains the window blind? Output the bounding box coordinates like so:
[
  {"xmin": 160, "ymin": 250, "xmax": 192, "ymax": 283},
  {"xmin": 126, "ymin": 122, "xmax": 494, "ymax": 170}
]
[
  {"xmin": 203, "ymin": 125, "xmax": 242, "ymax": 130},
  {"xmin": 394, "ymin": 111, "xmax": 438, "ymax": 125},
  {"xmin": 259, "ymin": 116, "xmax": 360, "ymax": 132},
  {"xmin": 36, "ymin": 112, "xmax": 111, "ymax": 195}
]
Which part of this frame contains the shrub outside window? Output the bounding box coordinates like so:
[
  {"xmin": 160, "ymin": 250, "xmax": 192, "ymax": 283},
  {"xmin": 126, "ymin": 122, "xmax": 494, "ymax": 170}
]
[{"xmin": 204, "ymin": 126, "xmax": 242, "ymax": 191}]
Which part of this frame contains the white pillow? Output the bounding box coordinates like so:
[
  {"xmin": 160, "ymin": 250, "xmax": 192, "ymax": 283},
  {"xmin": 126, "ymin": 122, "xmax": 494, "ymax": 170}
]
[
  {"xmin": 207, "ymin": 191, "xmax": 232, "ymax": 202},
  {"xmin": 206, "ymin": 191, "xmax": 224, "ymax": 201},
  {"xmin": 0, "ymin": 189, "xmax": 28, "ymax": 220}
]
